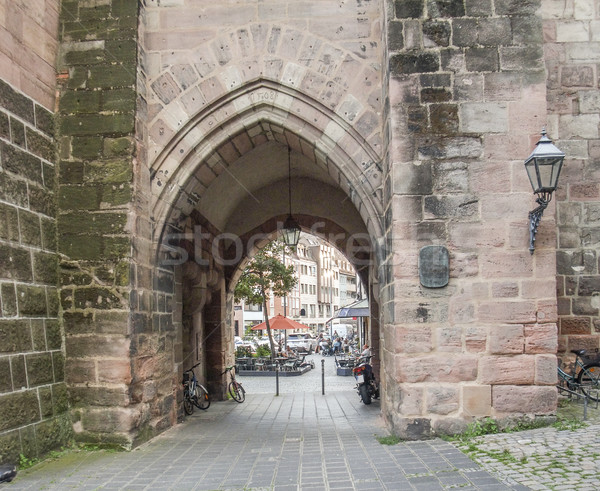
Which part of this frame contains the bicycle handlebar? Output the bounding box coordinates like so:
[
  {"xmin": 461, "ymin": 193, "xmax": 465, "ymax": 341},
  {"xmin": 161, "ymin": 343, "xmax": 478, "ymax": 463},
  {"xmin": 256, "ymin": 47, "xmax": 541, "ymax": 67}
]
[
  {"xmin": 220, "ymin": 366, "xmax": 236, "ymax": 375},
  {"xmin": 184, "ymin": 362, "xmax": 202, "ymax": 372}
]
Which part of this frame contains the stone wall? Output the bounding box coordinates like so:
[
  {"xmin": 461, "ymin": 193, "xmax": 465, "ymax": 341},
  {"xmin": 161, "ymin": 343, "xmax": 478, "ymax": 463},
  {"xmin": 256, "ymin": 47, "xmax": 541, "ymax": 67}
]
[
  {"xmin": 0, "ymin": 1, "xmax": 59, "ymax": 109},
  {"xmin": 544, "ymin": 0, "xmax": 600, "ymax": 358},
  {"xmin": 56, "ymin": 0, "xmax": 146, "ymax": 447},
  {"xmin": 383, "ymin": 0, "xmax": 558, "ymax": 437},
  {"xmin": 0, "ymin": 0, "xmax": 70, "ymax": 465}
]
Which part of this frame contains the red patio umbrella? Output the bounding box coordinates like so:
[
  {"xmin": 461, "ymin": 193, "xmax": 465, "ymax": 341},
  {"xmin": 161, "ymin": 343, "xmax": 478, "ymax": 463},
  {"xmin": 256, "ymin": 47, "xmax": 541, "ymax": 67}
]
[{"xmin": 251, "ymin": 314, "xmax": 311, "ymax": 331}]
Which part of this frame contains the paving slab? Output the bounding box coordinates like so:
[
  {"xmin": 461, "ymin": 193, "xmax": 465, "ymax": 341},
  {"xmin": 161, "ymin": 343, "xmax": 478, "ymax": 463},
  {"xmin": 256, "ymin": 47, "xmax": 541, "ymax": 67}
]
[{"xmin": 14, "ymin": 354, "xmax": 591, "ymax": 490}]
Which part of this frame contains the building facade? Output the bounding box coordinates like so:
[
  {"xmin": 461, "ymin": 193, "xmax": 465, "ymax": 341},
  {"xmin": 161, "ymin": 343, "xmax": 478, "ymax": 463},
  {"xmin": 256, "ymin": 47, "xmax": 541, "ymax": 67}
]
[
  {"xmin": 236, "ymin": 235, "xmax": 359, "ymax": 333},
  {"xmin": 1, "ymin": 0, "xmax": 600, "ymax": 463}
]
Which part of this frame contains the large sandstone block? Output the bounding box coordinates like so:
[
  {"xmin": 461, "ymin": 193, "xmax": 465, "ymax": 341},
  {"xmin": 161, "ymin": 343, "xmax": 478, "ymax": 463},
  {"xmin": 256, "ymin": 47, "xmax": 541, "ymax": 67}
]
[
  {"xmin": 459, "ymin": 102, "xmax": 508, "ymax": 133},
  {"xmin": 65, "ymin": 335, "xmax": 130, "ymax": 359},
  {"xmin": 397, "ymin": 355, "xmax": 478, "ymax": 383},
  {"xmin": 78, "ymin": 406, "xmax": 141, "ymax": 434},
  {"xmin": 535, "ymin": 354, "xmax": 558, "ymax": 385},
  {"xmin": 397, "ymin": 384, "xmax": 424, "ymax": 415},
  {"xmin": 492, "ymin": 386, "xmax": 557, "ymax": 414},
  {"xmin": 426, "ymin": 386, "xmax": 459, "ymax": 415},
  {"xmin": 462, "ymin": 385, "xmax": 492, "ymax": 417},
  {"xmin": 488, "ymin": 325, "xmax": 525, "ymax": 354},
  {"xmin": 479, "ymin": 355, "xmax": 536, "ymax": 384},
  {"xmin": 525, "ymin": 323, "xmax": 558, "ymax": 353}
]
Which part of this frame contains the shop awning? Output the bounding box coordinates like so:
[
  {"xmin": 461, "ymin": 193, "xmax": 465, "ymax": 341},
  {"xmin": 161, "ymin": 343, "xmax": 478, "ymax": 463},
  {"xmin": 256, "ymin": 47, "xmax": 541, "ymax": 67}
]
[{"xmin": 333, "ymin": 298, "xmax": 369, "ymax": 318}]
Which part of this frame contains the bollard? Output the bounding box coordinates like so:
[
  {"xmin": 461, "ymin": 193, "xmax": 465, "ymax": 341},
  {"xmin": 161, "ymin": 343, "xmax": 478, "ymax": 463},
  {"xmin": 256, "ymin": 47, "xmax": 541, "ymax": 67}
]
[
  {"xmin": 276, "ymin": 364, "xmax": 279, "ymax": 396},
  {"xmin": 321, "ymin": 359, "xmax": 325, "ymax": 395},
  {"xmin": 584, "ymin": 394, "xmax": 587, "ymax": 420}
]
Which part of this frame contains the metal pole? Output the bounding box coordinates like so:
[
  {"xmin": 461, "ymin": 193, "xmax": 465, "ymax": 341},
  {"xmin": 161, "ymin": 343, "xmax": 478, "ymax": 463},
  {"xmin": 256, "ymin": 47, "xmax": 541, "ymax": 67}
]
[
  {"xmin": 283, "ymin": 247, "xmax": 287, "ymax": 351},
  {"xmin": 321, "ymin": 359, "xmax": 325, "ymax": 395},
  {"xmin": 276, "ymin": 364, "xmax": 279, "ymax": 396}
]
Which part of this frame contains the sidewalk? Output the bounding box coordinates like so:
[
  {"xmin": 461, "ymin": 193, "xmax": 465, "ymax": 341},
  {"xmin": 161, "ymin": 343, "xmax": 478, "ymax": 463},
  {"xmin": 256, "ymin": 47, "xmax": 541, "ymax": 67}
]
[
  {"xmin": 10, "ymin": 391, "xmax": 519, "ymax": 490},
  {"xmin": 7, "ymin": 354, "xmax": 598, "ymax": 490}
]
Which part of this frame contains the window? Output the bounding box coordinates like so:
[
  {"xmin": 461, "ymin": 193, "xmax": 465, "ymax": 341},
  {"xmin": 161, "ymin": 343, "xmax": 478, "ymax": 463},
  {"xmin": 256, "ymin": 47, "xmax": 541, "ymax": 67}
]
[
  {"xmin": 245, "ymin": 304, "xmax": 262, "ymax": 312},
  {"xmin": 309, "ymin": 304, "xmax": 315, "ymax": 317}
]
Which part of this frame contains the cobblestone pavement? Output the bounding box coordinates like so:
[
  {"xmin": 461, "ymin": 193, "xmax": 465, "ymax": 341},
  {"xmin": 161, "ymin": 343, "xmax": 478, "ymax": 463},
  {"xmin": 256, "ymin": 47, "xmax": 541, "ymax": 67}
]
[
  {"xmin": 451, "ymin": 398, "xmax": 600, "ymax": 491},
  {"xmin": 7, "ymin": 354, "xmax": 599, "ymax": 490}
]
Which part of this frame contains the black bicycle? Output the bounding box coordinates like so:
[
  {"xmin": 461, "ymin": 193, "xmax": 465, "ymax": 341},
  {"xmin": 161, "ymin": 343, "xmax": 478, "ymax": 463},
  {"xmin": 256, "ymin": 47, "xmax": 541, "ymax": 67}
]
[
  {"xmin": 558, "ymin": 349, "xmax": 600, "ymax": 401},
  {"xmin": 182, "ymin": 362, "xmax": 210, "ymax": 414},
  {"xmin": 222, "ymin": 365, "xmax": 245, "ymax": 403}
]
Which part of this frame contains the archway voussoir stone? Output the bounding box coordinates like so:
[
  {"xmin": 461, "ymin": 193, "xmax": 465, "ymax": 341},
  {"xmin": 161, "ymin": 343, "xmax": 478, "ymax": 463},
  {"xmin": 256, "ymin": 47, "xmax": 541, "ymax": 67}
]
[
  {"xmin": 263, "ymin": 57, "xmax": 285, "ymax": 80},
  {"xmin": 336, "ymin": 93, "xmax": 364, "ymax": 124},
  {"xmin": 300, "ymin": 71, "xmax": 329, "ymax": 98},
  {"xmin": 179, "ymin": 87, "xmax": 208, "ymax": 117},
  {"xmin": 230, "ymin": 131, "xmax": 254, "ymax": 156},
  {"xmin": 280, "ymin": 62, "xmax": 308, "ymax": 89},
  {"xmin": 216, "ymin": 141, "xmax": 242, "ymax": 166},
  {"xmin": 278, "ymin": 28, "xmax": 305, "ymax": 60},
  {"xmin": 149, "ymin": 118, "xmax": 175, "ymax": 149},
  {"xmin": 198, "ymin": 76, "xmax": 227, "ymax": 105}
]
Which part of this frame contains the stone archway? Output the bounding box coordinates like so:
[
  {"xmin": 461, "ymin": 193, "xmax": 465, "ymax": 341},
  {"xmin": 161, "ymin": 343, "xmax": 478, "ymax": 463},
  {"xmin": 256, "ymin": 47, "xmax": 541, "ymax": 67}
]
[
  {"xmin": 149, "ymin": 79, "xmax": 384, "ymax": 241},
  {"xmin": 146, "ymin": 77, "xmax": 387, "ymax": 409},
  {"xmin": 127, "ymin": 3, "xmax": 389, "ymax": 445},
  {"xmin": 18, "ymin": 0, "xmax": 572, "ymax": 459}
]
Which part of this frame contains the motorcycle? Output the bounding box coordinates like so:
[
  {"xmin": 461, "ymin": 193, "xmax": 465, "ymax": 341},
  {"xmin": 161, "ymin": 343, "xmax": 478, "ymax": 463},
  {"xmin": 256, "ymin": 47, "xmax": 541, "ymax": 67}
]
[
  {"xmin": 0, "ymin": 465, "xmax": 16, "ymax": 483},
  {"xmin": 352, "ymin": 355, "xmax": 379, "ymax": 405}
]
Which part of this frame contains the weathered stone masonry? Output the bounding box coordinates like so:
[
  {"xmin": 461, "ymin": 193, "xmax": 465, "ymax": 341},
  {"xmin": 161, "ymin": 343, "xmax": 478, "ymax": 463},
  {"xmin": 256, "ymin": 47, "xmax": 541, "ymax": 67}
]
[
  {"xmin": 0, "ymin": 0, "xmax": 70, "ymax": 465},
  {"xmin": 0, "ymin": 77, "xmax": 70, "ymax": 465},
  {"xmin": 2, "ymin": 0, "xmax": 600, "ymax": 464},
  {"xmin": 381, "ymin": 0, "xmax": 559, "ymax": 437},
  {"xmin": 546, "ymin": 1, "xmax": 600, "ymax": 358},
  {"xmin": 56, "ymin": 0, "xmax": 152, "ymax": 446}
]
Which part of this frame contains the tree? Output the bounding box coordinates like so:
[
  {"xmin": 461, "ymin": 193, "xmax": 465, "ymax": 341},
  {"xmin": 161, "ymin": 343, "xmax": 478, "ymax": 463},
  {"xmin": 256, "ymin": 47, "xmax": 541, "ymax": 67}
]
[{"xmin": 234, "ymin": 240, "xmax": 298, "ymax": 359}]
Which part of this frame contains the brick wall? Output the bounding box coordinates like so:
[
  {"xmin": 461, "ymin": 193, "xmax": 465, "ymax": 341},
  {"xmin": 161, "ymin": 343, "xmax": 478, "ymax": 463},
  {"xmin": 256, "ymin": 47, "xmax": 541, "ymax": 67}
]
[
  {"xmin": 543, "ymin": 0, "xmax": 600, "ymax": 357},
  {"xmin": 0, "ymin": 8, "xmax": 70, "ymax": 466}
]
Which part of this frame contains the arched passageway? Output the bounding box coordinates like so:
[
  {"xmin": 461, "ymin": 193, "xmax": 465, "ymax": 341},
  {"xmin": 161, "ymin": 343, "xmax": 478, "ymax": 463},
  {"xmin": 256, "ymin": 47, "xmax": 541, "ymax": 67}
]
[{"xmin": 145, "ymin": 79, "xmax": 385, "ymax": 414}]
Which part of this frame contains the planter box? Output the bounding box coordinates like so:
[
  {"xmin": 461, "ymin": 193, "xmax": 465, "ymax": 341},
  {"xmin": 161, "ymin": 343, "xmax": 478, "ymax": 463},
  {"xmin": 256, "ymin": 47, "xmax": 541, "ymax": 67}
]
[
  {"xmin": 238, "ymin": 366, "xmax": 312, "ymax": 377},
  {"xmin": 337, "ymin": 367, "xmax": 353, "ymax": 376}
]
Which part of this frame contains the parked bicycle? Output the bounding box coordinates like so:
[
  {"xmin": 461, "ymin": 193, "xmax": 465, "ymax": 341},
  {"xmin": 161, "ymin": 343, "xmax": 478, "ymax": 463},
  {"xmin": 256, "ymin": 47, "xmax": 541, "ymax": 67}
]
[
  {"xmin": 182, "ymin": 362, "xmax": 210, "ymax": 415},
  {"xmin": 557, "ymin": 349, "xmax": 600, "ymax": 401},
  {"xmin": 222, "ymin": 365, "xmax": 245, "ymax": 403}
]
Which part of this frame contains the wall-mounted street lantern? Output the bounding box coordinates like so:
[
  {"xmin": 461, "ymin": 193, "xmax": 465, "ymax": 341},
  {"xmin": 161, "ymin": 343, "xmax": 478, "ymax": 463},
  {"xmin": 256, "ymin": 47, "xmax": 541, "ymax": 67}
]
[
  {"xmin": 525, "ymin": 129, "xmax": 565, "ymax": 254},
  {"xmin": 281, "ymin": 147, "xmax": 301, "ymax": 248}
]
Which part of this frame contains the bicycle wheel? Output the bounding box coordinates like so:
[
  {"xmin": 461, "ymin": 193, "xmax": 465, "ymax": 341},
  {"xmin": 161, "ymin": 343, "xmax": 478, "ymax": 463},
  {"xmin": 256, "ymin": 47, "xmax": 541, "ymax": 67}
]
[
  {"xmin": 228, "ymin": 381, "xmax": 245, "ymax": 403},
  {"xmin": 195, "ymin": 385, "xmax": 211, "ymax": 410},
  {"xmin": 183, "ymin": 388, "xmax": 194, "ymax": 415},
  {"xmin": 577, "ymin": 363, "xmax": 600, "ymax": 401}
]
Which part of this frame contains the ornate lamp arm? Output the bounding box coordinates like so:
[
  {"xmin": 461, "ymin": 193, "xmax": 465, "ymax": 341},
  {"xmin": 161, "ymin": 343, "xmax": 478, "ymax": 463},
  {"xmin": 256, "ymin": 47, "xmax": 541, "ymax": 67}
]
[{"xmin": 528, "ymin": 193, "xmax": 552, "ymax": 254}]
